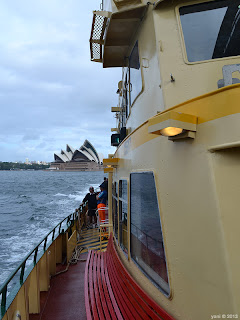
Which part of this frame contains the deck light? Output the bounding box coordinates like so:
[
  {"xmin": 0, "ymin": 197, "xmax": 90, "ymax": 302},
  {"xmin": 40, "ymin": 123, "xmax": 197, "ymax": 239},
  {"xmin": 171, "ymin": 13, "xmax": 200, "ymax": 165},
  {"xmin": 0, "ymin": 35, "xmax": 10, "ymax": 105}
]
[
  {"xmin": 103, "ymin": 157, "xmax": 119, "ymax": 173},
  {"xmin": 160, "ymin": 127, "xmax": 183, "ymax": 137},
  {"xmin": 148, "ymin": 111, "xmax": 197, "ymax": 140},
  {"xmin": 103, "ymin": 158, "xmax": 119, "ymax": 168}
]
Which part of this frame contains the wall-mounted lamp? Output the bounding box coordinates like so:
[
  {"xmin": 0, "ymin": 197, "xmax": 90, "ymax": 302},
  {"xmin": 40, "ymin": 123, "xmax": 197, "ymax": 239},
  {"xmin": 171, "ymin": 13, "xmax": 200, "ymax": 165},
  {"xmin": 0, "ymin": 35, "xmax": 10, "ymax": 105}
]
[
  {"xmin": 160, "ymin": 127, "xmax": 183, "ymax": 137},
  {"xmin": 148, "ymin": 111, "xmax": 197, "ymax": 140},
  {"xmin": 103, "ymin": 157, "xmax": 119, "ymax": 167}
]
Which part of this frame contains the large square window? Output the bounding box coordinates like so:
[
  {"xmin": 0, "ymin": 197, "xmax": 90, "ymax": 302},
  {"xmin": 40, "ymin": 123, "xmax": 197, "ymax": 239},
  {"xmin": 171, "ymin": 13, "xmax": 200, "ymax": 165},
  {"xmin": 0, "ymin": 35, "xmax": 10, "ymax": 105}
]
[
  {"xmin": 179, "ymin": 0, "xmax": 240, "ymax": 62},
  {"xmin": 130, "ymin": 172, "xmax": 170, "ymax": 295},
  {"xmin": 112, "ymin": 182, "xmax": 118, "ymax": 240},
  {"xmin": 119, "ymin": 180, "xmax": 128, "ymax": 253}
]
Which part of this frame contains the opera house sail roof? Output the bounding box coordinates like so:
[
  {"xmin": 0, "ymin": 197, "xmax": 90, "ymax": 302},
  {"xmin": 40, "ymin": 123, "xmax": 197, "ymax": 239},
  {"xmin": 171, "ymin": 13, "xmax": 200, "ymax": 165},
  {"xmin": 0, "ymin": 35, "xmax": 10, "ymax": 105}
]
[{"xmin": 53, "ymin": 140, "xmax": 100, "ymax": 164}]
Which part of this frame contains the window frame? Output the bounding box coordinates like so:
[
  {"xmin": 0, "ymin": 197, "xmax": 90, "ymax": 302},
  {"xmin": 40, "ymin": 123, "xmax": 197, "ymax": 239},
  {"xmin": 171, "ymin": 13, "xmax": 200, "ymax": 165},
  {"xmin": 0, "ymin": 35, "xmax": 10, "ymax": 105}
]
[
  {"xmin": 129, "ymin": 170, "xmax": 171, "ymax": 297},
  {"xmin": 122, "ymin": 67, "xmax": 130, "ymax": 122},
  {"xmin": 176, "ymin": 0, "xmax": 240, "ymax": 65},
  {"xmin": 118, "ymin": 179, "xmax": 129, "ymax": 257},
  {"xmin": 127, "ymin": 41, "xmax": 144, "ymax": 113},
  {"xmin": 112, "ymin": 181, "xmax": 119, "ymax": 242}
]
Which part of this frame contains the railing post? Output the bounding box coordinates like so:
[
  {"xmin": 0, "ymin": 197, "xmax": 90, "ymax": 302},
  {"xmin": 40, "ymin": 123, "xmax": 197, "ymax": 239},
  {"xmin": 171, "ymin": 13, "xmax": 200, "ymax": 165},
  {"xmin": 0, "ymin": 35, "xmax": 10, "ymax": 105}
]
[
  {"xmin": 20, "ymin": 261, "xmax": 26, "ymax": 284},
  {"xmin": 1, "ymin": 286, "xmax": 7, "ymax": 317},
  {"xmin": 34, "ymin": 247, "xmax": 38, "ymax": 265},
  {"xmin": 52, "ymin": 228, "xmax": 55, "ymax": 241},
  {"xmin": 43, "ymin": 237, "xmax": 47, "ymax": 251},
  {"xmin": 58, "ymin": 222, "xmax": 62, "ymax": 234}
]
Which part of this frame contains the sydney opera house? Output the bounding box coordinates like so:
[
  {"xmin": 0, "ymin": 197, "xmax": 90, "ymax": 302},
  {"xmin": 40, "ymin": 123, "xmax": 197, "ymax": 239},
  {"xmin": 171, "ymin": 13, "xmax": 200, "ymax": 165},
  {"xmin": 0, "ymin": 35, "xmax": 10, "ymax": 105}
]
[{"xmin": 50, "ymin": 140, "xmax": 103, "ymax": 171}]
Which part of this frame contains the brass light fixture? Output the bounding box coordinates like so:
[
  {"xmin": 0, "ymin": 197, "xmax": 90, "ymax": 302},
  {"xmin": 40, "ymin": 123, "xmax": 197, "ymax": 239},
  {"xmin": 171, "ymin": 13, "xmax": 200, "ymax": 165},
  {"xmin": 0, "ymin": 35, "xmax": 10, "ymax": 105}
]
[{"xmin": 148, "ymin": 111, "xmax": 197, "ymax": 140}]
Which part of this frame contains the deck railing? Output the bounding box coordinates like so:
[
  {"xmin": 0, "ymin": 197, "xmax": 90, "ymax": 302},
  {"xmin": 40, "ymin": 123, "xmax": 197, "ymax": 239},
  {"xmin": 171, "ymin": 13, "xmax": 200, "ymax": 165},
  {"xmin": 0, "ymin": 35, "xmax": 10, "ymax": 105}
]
[{"xmin": 0, "ymin": 204, "xmax": 86, "ymax": 319}]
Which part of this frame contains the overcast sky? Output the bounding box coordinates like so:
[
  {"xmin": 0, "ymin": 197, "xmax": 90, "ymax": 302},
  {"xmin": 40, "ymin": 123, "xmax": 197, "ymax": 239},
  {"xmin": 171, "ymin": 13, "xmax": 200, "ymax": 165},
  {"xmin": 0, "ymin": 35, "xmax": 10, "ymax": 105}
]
[{"xmin": 0, "ymin": 0, "xmax": 120, "ymax": 162}]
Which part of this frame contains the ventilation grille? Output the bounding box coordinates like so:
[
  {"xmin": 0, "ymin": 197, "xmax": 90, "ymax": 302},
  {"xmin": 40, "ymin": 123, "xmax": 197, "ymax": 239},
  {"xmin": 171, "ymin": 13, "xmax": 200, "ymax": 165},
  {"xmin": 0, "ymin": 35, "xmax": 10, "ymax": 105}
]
[{"xmin": 90, "ymin": 13, "xmax": 109, "ymax": 62}]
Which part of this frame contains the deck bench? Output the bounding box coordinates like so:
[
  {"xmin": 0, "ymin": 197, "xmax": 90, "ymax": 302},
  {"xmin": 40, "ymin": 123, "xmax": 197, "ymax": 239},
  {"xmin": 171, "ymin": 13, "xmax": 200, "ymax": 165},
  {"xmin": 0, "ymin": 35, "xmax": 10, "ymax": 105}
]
[{"xmin": 85, "ymin": 233, "xmax": 175, "ymax": 320}]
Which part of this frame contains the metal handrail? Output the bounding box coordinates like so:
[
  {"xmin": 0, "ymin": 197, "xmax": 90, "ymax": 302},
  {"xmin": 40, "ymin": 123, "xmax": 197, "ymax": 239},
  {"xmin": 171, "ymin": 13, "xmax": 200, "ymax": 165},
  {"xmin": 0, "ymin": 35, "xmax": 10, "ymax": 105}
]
[{"xmin": 0, "ymin": 203, "xmax": 86, "ymax": 317}]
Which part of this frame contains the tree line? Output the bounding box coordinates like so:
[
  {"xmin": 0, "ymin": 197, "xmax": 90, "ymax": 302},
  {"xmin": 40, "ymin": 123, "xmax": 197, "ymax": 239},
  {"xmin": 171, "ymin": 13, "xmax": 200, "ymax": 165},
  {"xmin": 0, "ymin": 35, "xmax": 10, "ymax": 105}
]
[{"xmin": 0, "ymin": 162, "xmax": 50, "ymax": 170}]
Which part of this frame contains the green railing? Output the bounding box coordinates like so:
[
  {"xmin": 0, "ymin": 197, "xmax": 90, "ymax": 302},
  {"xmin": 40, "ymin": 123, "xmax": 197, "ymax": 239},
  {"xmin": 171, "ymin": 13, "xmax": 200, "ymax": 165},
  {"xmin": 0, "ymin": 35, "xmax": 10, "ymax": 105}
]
[{"xmin": 0, "ymin": 204, "xmax": 86, "ymax": 319}]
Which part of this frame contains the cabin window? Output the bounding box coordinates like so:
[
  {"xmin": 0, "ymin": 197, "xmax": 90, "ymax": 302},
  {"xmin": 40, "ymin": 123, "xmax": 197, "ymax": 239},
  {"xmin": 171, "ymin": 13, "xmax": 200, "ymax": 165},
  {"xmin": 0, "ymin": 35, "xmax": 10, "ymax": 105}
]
[
  {"xmin": 179, "ymin": 0, "xmax": 240, "ymax": 62},
  {"xmin": 112, "ymin": 182, "xmax": 118, "ymax": 240},
  {"xmin": 129, "ymin": 42, "xmax": 142, "ymax": 105},
  {"xmin": 119, "ymin": 180, "xmax": 128, "ymax": 253},
  {"xmin": 130, "ymin": 172, "xmax": 170, "ymax": 295}
]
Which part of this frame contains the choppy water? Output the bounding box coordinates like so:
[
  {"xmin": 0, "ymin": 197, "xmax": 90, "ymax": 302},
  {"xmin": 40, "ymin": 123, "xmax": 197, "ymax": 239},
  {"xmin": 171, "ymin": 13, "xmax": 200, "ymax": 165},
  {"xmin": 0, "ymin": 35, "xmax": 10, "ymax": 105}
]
[{"xmin": 0, "ymin": 170, "xmax": 105, "ymax": 287}]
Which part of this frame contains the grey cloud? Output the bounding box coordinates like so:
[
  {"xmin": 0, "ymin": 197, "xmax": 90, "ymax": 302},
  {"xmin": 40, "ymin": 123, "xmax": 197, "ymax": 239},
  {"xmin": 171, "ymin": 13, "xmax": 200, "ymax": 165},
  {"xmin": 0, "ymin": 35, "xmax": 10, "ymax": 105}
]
[
  {"xmin": 22, "ymin": 133, "xmax": 40, "ymax": 141},
  {"xmin": 0, "ymin": 0, "xmax": 119, "ymax": 162}
]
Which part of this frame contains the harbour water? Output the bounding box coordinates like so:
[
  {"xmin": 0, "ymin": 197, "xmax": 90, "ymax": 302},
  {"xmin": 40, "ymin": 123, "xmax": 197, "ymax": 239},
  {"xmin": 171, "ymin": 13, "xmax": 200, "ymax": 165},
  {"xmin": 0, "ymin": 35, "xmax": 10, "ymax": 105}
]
[{"xmin": 0, "ymin": 170, "xmax": 104, "ymax": 287}]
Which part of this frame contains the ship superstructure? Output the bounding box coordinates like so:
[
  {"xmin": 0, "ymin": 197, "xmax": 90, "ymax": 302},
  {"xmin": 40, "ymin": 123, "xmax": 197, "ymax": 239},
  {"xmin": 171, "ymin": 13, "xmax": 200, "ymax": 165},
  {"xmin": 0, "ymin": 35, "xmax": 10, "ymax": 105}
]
[
  {"xmin": 1, "ymin": 1, "xmax": 240, "ymax": 319},
  {"xmin": 91, "ymin": 0, "xmax": 240, "ymax": 318}
]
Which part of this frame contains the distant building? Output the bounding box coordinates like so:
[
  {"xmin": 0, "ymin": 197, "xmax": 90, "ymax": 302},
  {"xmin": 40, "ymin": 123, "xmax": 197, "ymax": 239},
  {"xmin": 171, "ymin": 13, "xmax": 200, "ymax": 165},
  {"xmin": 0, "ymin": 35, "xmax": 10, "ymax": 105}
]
[{"xmin": 50, "ymin": 140, "xmax": 103, "ymax": 171}]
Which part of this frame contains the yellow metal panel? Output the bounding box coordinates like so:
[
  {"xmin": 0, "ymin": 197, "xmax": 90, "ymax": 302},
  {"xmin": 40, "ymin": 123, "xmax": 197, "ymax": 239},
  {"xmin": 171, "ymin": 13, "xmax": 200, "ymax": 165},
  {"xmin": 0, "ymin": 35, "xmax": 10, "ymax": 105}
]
[
  {"xmin": 103, "ymin": 158, "xmax": 119, "ymax": 166},
  {"xmin": 39, "ymin": 252, "xmax": 50, "ymax": 291},
  {"xmin": 55, "ymin": 234, "xmax": 63, "ymax": 264},
  {"xmin": 148, "ymin": 111, "xmax": 197, "ymax": 126},
  {"xmin": 27, "ymin": 265, "xmax": 40, "ymax": 314},
  {"xmin": 48, "ymin": 242, "xmax": 56, "ymax": 276},
  {"xmin": 7, "ymin": 285, "xmax": 28, "ymax": 320},
  {"xmin": 157, "ymin": 84, "xmax": 240, "ymax": 124},
  {"xmin": 67, "ymin": 230, "xmax": 77, "ymax": 262},
  {"xmin": 111, "ymin": 107, "xmax": 121, "ymax": 112},
  {"xmin": 104, "ymin": 167, "xmax": 114, "ymax": 173}
]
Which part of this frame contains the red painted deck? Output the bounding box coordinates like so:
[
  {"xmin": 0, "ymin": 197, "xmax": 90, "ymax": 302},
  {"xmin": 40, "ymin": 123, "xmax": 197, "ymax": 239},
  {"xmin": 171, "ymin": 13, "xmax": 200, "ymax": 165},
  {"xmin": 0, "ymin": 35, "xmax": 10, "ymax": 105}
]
[
  {"xmin": 29, "ymin": 254, "xmax": 88, "ymax": 320},
  {"xmin": 28, "ymin": 227, "xmax": 106, "ymax": 320}
]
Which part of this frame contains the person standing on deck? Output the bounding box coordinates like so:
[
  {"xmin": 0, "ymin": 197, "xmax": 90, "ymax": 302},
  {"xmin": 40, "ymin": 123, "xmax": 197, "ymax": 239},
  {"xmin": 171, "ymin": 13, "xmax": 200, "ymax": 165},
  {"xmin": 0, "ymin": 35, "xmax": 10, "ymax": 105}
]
[
  {"xmin": 96, "ymin": 183, "xmax": 107, "ymax": 222},
  {"xmin": 82, "ymin": 186, "xmax": 97, "ymax": 228},
  {"xmin": 103, "ymin": 177, "xmax": 108, "ymax": 193}
]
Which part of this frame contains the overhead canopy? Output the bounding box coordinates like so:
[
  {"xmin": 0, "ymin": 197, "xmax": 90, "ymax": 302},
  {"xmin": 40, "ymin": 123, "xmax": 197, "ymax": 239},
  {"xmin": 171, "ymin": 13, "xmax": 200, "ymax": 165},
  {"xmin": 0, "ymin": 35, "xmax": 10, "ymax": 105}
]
[
  {"xmin": 113, "ymin": 0, "xmax": 142, "ymax": 10},
  {"xmin": 89, "ymin": 5, "xmax": 148, "ymax": 67},
  {"xmin": 103, "ymin": 5, "xmax": 148, "ymax": 68}
]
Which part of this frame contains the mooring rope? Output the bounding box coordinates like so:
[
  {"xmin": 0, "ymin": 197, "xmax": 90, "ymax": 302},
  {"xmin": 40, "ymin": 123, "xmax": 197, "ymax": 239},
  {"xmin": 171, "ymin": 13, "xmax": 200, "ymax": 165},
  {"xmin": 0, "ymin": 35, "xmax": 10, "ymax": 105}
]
[{"xmin": 53, "ymin": 244, "xmax": 87, "ymax": 277}]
